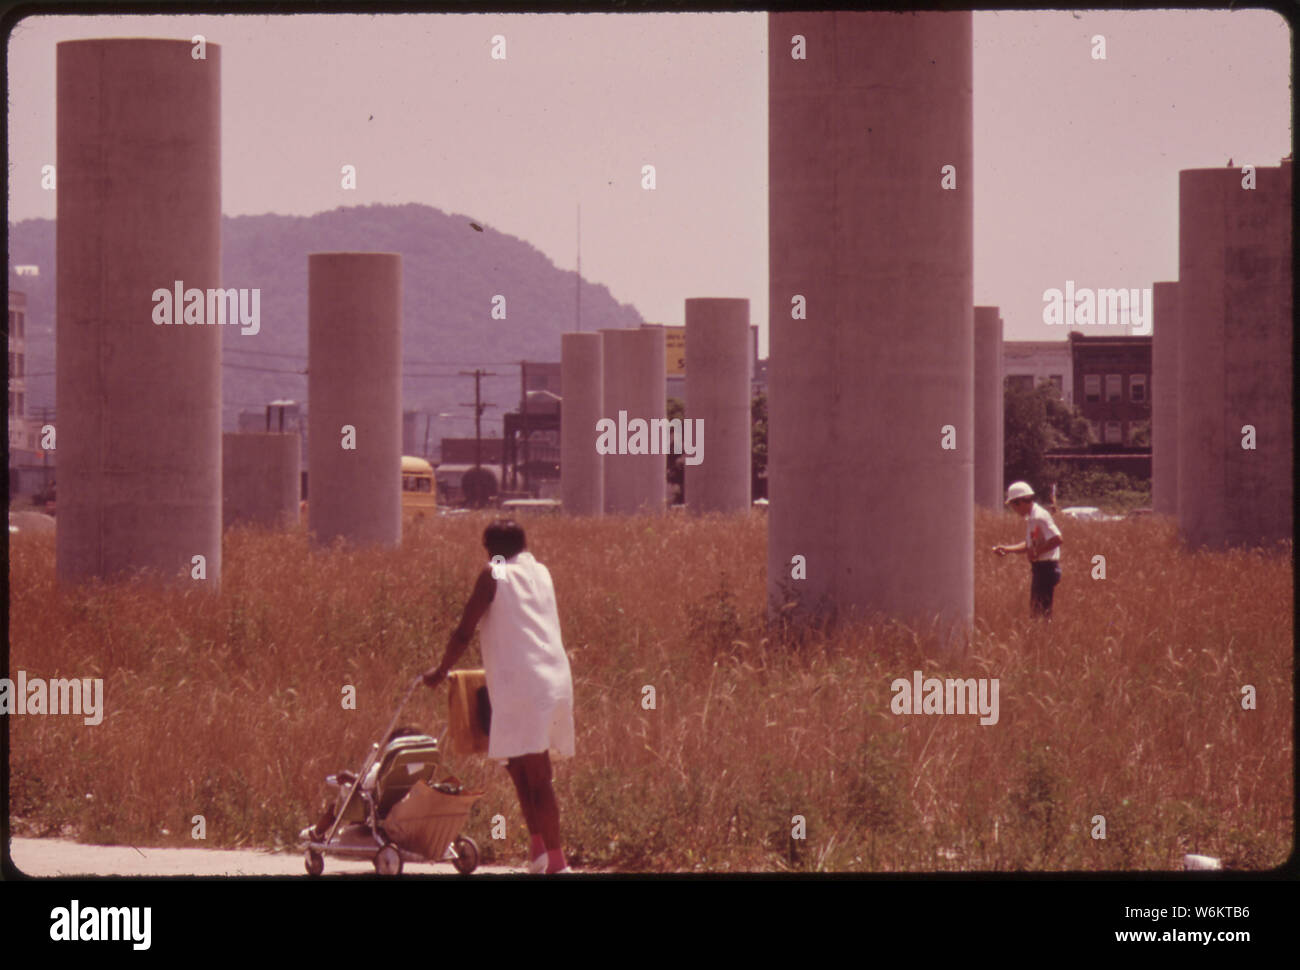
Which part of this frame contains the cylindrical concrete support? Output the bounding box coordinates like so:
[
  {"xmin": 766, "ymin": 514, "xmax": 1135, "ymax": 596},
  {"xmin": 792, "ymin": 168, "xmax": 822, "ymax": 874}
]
[
  {"xmin": 685, "ymin": 298, "xmax": 752, "ymax": 514},
  {"xmin": 223, "ymin": 432, "xmax": 301, "ymax": 530},
  {"xmin": 600, "ymin": 327, "xmax": 666, "ymax": 514},
  {"xmin": 973, "ymin": 307, "xmax": 1004, "ymax": 509},
  {"xmin": 56, "ymin": 39, "xmax": 222, "ymax": 588},
  {"xmin": 1177, "ymin": 165, "xmax": 1292, "ymax": 549},
  {"xmin": 1151, "ymin": 281, "xmax": 1179, "ymax": 518},
  {"xmin": 308, "ymin": 253, "xmax": 403, "ymax": 547},
  {"xmin": 767, "ymin": 12, "xmax": 974, "ymax": 639},
  {"xmin": 561, "ymin": 331, "xmax": 605, "ymax": 516}
]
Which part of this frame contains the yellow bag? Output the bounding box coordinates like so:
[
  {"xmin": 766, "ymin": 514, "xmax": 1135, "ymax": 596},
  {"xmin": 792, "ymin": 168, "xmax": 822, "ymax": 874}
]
[{"xmin": 447, "ymin": 669, "xmax": 490, "ymax": 755}]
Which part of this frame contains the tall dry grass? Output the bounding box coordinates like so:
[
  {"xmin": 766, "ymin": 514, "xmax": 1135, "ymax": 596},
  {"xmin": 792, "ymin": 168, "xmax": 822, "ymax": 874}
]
[{"xmin": 7, "ymin": 509, "xmax": 1292, "ymax": 871}]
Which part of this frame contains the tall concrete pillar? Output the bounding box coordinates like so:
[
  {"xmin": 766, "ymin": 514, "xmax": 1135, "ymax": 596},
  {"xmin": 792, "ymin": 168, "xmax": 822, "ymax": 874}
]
[
  {"xmin": 561, "ymin": 331, "xmax": 604, "ymax": 515},
  {"xmin": 768, "ymin": 12, "xmax": 974, "ymax": 639},
  {"xmin": 56, "ymin": 39, "xmax": 222, "ymax": 588},
  {"xmin": 1151, "ymin": 281, "xmax": 1179, "ymax": 517},
  {"xmin": 1177, "ymin": 164, "xmax": 1292, "ymax": 549},
  {"xmin": 685, "ymin": 298, "xmax": 752, "ymax": 514},
  {"xmin": 601, "ymin": 327, "xmax": 666, "ymax": 514},
  {"xmin": 973, "ymin": 307, "xmax": 1004, "ymax": 509},
  {"xmin": 308, "ymin": 253, "xmax": 403, "ymax": 547},
  {"xmin": 223, "ymin": 432, "xmax": 301, "ymax": 530}
]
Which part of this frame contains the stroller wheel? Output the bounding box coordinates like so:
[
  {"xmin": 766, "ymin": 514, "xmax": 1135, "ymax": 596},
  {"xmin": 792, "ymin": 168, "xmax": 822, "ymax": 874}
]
[
  {"xmin": 305, "ymin": 849, "xmax": 324, "ymax": 877},
  {"xmin": 451, "ymin": 835, "xmax": 479, "ymax": 875},
  {"xmin": 374, "ymin": 843, "xmax": 403, "ymax": 875}
]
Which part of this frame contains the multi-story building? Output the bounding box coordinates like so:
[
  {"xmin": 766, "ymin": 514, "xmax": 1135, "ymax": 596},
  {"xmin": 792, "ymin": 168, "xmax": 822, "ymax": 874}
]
[
  {"xmin": 1002, "ymin": 339, "xmax": 1072, "ymax": 403},
  {"xmin": 8, "ymin": 289, "xmax": 28, "ymax": 454},
  {"xmin": 1068, "ymin": 331, "xmax": 1152, "ymax": 447},
  {"xmin": 7, "ymin": 287, "xmax": 53, "ymax": 497}
]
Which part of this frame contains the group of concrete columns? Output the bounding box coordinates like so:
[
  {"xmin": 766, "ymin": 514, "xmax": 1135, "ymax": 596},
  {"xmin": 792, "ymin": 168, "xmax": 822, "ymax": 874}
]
[
  {"xmin": 1152, "ymin": 164, "xmax": 1292, "ymax": 550},
  {"xmin": 57, "ymin": 20, "xmax": 1291, "ymax": 643},
  {"xmin": 560, "ymin": 298, "xmax": 754, "ymax": 516},
  {"xmin": 56, "ymin": 39, "xmax": 403, "ymax": 590}
]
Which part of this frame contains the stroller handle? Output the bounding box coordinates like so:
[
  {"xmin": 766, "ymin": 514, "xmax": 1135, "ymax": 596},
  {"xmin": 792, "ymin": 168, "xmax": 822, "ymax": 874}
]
[
  {"xmin": 379, "ymin": 674, "xmax": 428, "ymax": 745},
  {"xmin": 319, "ymin": 674, "xmax": 429, "ymax": 847}
]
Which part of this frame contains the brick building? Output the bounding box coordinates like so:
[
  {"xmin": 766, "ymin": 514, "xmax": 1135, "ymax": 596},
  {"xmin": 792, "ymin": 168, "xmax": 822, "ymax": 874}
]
[{"xmin": 1068, "ymin": 331, "xmax": 1152, "ymax": 446}]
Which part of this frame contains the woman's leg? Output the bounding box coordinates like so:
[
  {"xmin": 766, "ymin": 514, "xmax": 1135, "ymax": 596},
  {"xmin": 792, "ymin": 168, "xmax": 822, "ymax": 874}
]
[
  {"xmin": 518, "ymin": 752, "xmax": 564, "ymax": 869},
  {"xmin": 505, "ymin": 757, "xmax": 541, "ymax": 836}
]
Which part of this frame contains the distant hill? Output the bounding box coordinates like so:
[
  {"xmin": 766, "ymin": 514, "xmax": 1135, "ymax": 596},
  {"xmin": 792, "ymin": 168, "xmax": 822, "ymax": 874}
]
[{"xmin": 7, "ymin": 203, "xmax": 644, "ymax": 435}]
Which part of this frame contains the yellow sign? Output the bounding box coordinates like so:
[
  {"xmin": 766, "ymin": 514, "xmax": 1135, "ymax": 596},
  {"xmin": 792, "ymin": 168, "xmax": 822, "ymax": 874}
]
[{"xmin": 663, "ymin": 326, "xmax": 685, "ymax": 376}]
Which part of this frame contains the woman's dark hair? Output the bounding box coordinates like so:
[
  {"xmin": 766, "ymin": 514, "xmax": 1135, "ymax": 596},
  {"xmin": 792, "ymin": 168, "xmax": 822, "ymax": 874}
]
[{"xmin": 483, "ymin": 519, "xmax": 527, "ymax": 559}]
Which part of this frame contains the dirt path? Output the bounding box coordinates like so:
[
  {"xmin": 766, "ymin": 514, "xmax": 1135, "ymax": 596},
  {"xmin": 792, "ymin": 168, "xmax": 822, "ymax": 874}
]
[{"xmin": 8, "ymin": 837, "xmax": 519, "ymax": 877}]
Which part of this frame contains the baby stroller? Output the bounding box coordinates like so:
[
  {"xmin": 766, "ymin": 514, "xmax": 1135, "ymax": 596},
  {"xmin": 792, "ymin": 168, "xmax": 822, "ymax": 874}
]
[{"xmin": 302, "ymin": 675, "xmax": 483, "ymax": 876}]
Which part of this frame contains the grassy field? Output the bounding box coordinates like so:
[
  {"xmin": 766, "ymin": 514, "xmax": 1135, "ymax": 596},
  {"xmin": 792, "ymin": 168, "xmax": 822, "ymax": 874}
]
[{"xmin": 7, "ymin": 510, "xmax": 1293, "ymax": 871}]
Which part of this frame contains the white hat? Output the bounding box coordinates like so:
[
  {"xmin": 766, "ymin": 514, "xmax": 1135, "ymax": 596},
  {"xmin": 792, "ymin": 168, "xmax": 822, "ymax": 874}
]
[{"xmin": 1005, "ymin": 481, "xmax": 1035, "ymax": 504}]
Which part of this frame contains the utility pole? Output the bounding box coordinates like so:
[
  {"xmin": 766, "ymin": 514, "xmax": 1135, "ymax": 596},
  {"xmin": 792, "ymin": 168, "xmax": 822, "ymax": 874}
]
[
  {"xmin": 576, "ymin": 202, "xmax": 581, "ymax": 332},
  {"xmin": 520, "ymin": 360, "xmax": 529, "ymax": 495},
  {"xmin": 459, "ymin": 369, "xmax": 496, "ymax": 470}
]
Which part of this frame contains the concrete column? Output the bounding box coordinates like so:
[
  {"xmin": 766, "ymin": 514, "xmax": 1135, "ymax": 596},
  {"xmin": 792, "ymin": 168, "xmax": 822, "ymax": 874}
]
[
  {"xmin": 685, "ymin": 298, "xmax": 752, "ymax": 513},
  {"xmin": 1151, "ymin": 281, "xmax": 1179, "ymax": 517},
  {"xmin": 560, "ymin": 331, "xmax": 604, "ymax": 515},
  {"xmin": 768, "ymin": 12, "xmax": 974, "ymax": 640},
  {"xmin": 973, "ymin": 307, "xmax": 1004, "ymax": 509},
  {"xmin": 601, "ymin": 327, "xmax": 666, "ymax": 514},
  {"xmin": 308, "ymin": 253, "xmax": 403, "ymax": 547},
  {"xmin": 1177, "ymin": 164, "xmax": 1292, "ymax": 549},
  {"xmin": 56, "ymin": 39, "xmax": 222, "ymax": 588},
  {"xmin": 223, "ymin": 432, "xmax": 301, "ymax": 530}
]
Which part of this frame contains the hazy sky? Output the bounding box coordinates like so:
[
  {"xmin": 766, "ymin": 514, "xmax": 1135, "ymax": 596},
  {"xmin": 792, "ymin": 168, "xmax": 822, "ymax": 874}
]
[{"xmin": 7, "ymin": 10, "xmax": 1292, "ymax": 354}]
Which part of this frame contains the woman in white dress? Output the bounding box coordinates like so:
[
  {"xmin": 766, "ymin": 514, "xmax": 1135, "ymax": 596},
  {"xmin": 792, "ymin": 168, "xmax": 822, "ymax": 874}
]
[{"xmin": 423, "ymin": 520, "xmax": 575, "ymax": 874}]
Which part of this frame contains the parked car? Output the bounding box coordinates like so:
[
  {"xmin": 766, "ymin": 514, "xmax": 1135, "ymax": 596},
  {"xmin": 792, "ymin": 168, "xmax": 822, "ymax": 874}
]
[
  {"xmin": 9, "ymin": 511, "xmax": 56, "ymax": 535},
  {"xmin": 1060, "ymin": 506, "xmax": 1123, "ymax": 522}
]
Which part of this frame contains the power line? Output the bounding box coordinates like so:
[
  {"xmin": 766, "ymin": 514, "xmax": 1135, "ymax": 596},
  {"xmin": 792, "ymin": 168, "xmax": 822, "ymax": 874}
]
[
  {"xmin": 224, "ymin": 347, "xmax": 533, "ymax": 369},
  {"xmin": 222, "ymin": 362, "xmax": 306, "ymax": 374},
  {"xmin": 223, "ymin": 347, "xmax": 309, "ymax": 360}
]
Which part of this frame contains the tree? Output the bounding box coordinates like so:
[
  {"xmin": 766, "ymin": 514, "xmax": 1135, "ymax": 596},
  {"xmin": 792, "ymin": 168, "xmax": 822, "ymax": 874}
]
[
  {"xmin": 666, "ymin": 397, "xmax": 686, "ymax": 504},
  {"xmin": 1004, "ymin": 380, "xmax": 1089, "ymax": 488},
  {"xmin": 751, "ymin": 393, "xmax": 768, "ymax": 500}
]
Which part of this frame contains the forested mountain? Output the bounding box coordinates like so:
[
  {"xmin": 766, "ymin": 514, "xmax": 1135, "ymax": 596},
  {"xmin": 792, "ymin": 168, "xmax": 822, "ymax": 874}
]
[{"xmin": 8, "ymin": 203, "xmax": 643, "ymax": 434}]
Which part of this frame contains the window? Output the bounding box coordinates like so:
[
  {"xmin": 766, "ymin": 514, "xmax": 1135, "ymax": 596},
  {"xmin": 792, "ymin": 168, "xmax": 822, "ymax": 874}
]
[
  {"xmin": 1130, "ymin": 374, "xmax": 1147, "ymax": 403},
  {"xmin": 1085, "ymin": 375, "xmax": 1101, "ymax": 403},
  {"xmin": 1005, "ymin": 375, "xmax": 1033, "ymax": 393},
  {"xmin": 1105, "ymin": 421, "xmax": 1122, "ymax": 444},
  {"xmin": 1105, "ymin": 375, "xmax": 1122, "ymax": 401}
]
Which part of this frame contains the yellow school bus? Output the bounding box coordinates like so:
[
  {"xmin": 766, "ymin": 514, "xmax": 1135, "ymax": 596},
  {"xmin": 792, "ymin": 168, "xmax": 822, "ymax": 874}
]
[
  {"xmin": 301, "ymin": 456, "xmax": 438, "ymax": 526},
  {"xmin": 402, "ymin": 456, "xmax": 438, "ymax": 520}
]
